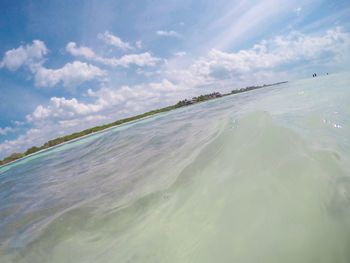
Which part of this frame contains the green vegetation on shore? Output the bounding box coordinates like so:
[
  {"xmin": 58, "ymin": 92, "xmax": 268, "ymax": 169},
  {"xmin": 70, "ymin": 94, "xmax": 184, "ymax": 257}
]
[{"xmin": 0, "ymin": 81, "xmax": 287, "ymax": 166}]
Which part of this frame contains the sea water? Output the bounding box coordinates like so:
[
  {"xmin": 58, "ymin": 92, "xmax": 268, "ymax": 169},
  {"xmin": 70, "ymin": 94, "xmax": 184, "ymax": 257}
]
[{"xmin": 0, "ymin": 73, "xmax": 350, "ymax": 263}]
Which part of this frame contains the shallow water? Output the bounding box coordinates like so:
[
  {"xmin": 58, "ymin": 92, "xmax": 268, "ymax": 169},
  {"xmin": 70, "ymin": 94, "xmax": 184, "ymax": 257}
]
[{"xmin": 1, "ymin": 73, "xmax": 350, "ymax": 263}]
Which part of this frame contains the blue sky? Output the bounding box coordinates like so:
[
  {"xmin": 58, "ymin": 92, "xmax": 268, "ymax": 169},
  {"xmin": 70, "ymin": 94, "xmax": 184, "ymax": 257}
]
[{"xmin": 0, "ymin": 0, "xmax": 350, "ymax": 158}]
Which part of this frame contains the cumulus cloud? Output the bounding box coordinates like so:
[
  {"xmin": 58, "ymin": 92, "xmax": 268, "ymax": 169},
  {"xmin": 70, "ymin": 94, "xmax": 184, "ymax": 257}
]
[
  {"xmin": 149, "ymin": 79, "xmax": 187, "ymax": 92},
  {"xmin": 0, "ymin": 41, "xmax": 105, "ymax": 89},
  {"xmin": 201, "ymin": 27, "xmax": 350, "ymax": 76},
  {"xmin": 156, "ymin": 30, "xmax": 181, "ymax": 38},
  {"xmin": 34, "ymin": 61, "xmax": 106, "ymax": 88},
  {"xmin": 163, "ymin": 27, "xmax": 350, "ymax": 90},
  {"xmin": 26, "ymin": 77, "xmax": 185, "ymax": 124},
  {"xmin": 0, "ymin": 127, "xmax": 14, "ymax": 136},
  {"xmin": 26, "ymin": 96, "xmax": 103, "ymax": 122},
  {"xmin": 0, "ymin": 40, "xmax": 47, "ymax": 71},
  {"xmin": 174, "ymin": 51, "xmax": 187, "ymax": 57},
  {"xmin": 114, "ymin": 53, "xmax": 160, "ymax": 67},
  {"xmin": 66, "ymin": 42, "xmax": 160, "ymax": 67},
  {"xmin": 1, "ymin": 40, "xmax": 160, "ymax": 91},
  {"xmin": 59, "ymin": 115, "xmax": 107, "ymax": 128},
  {"xmin": 98, "ymin": 31, "xmax": 132, "ymax": 50},
  {"xmin": 66, "ymin": 42, "xmax": 97, "ymax": 59},
  {"xmin": 0, "ymin": 128, "xmax": 43, "ymax": 157},
  {"xmin": 135, "ymin": 40, "xmax": 142, "ymax": 49}
]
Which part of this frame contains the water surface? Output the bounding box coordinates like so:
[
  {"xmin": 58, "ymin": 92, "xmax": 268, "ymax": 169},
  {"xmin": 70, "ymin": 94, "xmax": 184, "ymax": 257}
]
[{"xmin": 1, "ymin": 73, "xmax": 350, "ymax": 262}]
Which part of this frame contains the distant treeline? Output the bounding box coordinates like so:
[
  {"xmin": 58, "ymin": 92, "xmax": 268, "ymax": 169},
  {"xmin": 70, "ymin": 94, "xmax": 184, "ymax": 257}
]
[
  {"xmin": 0, "ymin": 81, "xmax": 287, "ymax": 166},
  {"xmin": 231, "ymin": 81, "xmax": 288, "ymax": 94},
  {"xmin": 0, "ymin": 105, "xmax": 177, "ymax": 166}
]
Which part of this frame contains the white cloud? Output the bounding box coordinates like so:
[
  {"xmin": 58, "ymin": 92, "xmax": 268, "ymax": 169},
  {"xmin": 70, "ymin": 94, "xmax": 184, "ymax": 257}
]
[
  {"xmin": 26, "ymin": 77, "xmax": 185, "ymax": 124},
  {"xmin": 167, "ymin": 27, "xmax": 350, "ymax": 87},
  {"xmin": 28, "ymin": 105, "xmax": 51, "ymax": 121},
  {"xmin": 59, "ymin": 115, "xmax": 107, "ymax": 128},
  {"xmin": 26, "ymin": 96, "xmax": 103, "ymax": 122},
  {"xmin": 203, "ymin": 27, "xmax": 350, "ymax": 75},
  {"xmin": 149, "ymin": 79, "xmax": 186, "ymax": 92},
  {"xmin": 98, "ymin": 31, "xmax": 132, "ymax": 50},
  {"xmin": 135, "ymin": 40, "xmax": 142, "ymax": 49},
  {"xmin": 89, "ymin": 84, "xmax": 161, "ymax": 110},
  {"xmin": 66, "ymin": 42, "xmax": 97, "ymax": 59},
  {"xmin": 0, "ymin": 41, "xmax": 106, "ymax": 89},
  {"xmin": 156, "ymin": 30, "xmax": 181, "ymax": 38},
  {"xmin": 34, "ymin": 61, "xmax": 106, "ymax": 88},
  {"xmin": 66, "ymin": 42, "xmax": 160, "ymax": 68},
  {"xmin": 157, "ymin": 27, "xmax": 350, "ymax": 93},
  {"xmin": 0, "ymin": 40, "xmax": 47, "ymax": 71},
  {"xmin": 174, "ymin": 51, "xmax": 187, "ymax": 57},
  {"xmin": 114, "ymin": 52, "xmax": 160, "ymax": 67},
  {"xmin": 0, "ymin": 128, "xmax": 43, "ymax": 157},
  {"xmin": 0, "ymin": 127, "xmax": 14, "ymax": 136}
]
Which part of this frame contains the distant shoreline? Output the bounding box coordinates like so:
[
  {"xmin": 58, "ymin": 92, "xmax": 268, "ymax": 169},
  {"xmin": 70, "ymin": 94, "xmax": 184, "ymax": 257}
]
[
  {"xmin": 0, "ymin": 113, "xmax": 160, "ymax": 170},
  {"xmin": 0, "ymin": 81, "xmax": 287, "ymax": 168}
]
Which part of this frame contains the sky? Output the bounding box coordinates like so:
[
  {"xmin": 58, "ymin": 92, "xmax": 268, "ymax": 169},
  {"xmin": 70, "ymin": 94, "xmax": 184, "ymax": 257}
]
[{"xmin": 0, "ymin": 0, "xmax": 350, "ymax": 158}]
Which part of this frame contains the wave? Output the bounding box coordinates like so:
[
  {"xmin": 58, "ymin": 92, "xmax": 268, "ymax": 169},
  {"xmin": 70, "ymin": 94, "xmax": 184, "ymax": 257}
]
[
  {"xmin": 2, "ymin": 111, "xmax": 350, "ymax": 262},
  {"xmin": 1, "ymin": 73, "xmax": 350, "ymax": 262}
]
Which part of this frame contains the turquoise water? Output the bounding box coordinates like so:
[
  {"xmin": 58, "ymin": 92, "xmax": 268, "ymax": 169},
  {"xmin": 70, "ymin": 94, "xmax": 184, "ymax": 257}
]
[{"xmin": 1, "ymin": 73, "xmax": 350, "ymax": 262}]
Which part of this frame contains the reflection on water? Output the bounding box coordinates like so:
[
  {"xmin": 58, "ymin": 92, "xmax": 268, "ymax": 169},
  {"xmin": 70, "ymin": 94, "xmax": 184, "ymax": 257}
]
[{"xmin": 1, "ymin": 73, "xmax": 350, "ymax": 262}]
